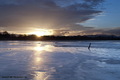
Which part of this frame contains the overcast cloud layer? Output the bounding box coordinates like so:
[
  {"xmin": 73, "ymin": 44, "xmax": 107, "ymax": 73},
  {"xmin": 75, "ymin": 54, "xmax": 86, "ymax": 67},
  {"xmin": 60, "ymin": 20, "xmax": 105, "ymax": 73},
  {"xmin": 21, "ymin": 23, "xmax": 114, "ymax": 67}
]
[{"xmin": 1, "ymin": 0, "xmax": 119, "ymax": 36}]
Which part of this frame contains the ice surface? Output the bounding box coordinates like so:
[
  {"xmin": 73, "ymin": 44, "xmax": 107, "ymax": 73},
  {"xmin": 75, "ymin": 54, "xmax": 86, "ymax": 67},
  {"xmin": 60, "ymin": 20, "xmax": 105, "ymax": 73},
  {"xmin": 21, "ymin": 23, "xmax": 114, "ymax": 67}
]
[{"xmin": 0, "ymin": 41, "xmax": 120, "ymax": 80}]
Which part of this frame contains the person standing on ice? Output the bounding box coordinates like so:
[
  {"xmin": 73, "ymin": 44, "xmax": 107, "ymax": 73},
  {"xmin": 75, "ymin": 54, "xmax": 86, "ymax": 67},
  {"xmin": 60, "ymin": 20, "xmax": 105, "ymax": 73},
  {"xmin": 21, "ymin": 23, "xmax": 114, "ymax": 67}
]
[{"xmin": 88, "ymin": 43, "xmax": 91, "ymax": 50}]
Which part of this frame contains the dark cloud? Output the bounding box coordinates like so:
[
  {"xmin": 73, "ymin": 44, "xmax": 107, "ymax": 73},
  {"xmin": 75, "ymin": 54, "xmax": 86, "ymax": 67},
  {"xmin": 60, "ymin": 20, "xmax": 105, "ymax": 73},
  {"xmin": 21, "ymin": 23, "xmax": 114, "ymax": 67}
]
[
  {"xmin": 103, "ymin": 27, "xmax": 120, "ymax": 36},
  {"xmin": 0, "ymin": 0, "xmax": 104, "ymax": 34},
  {"xmin": 52, "ymin": 29, "xmax": 70, "ymax": 36},
  {"xmin": 76, "ymin": 27, "xmax": 120, "ymax": 36},
  {"xmin": 52, "ymin": 24, "xmax": 95, "ymax": 36},
  {"xmin": 52, "ymin": 27, "xmax": 120, "ymax": 36}
]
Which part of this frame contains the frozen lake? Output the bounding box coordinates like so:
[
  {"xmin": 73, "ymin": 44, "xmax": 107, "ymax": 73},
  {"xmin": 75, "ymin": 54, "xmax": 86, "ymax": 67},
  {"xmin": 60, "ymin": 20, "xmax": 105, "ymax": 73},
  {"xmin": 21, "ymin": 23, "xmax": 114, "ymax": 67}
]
[{"xmin": 0, "ymin": 41, "xmax": 120, "ymax": 80}]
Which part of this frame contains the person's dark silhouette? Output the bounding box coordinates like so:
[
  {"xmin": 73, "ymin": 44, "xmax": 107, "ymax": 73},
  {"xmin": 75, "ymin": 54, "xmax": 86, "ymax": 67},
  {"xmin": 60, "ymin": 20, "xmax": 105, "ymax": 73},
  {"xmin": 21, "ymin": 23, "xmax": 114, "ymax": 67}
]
[{"xmin": 88, "ymin": 43, "xmax": 91, "ymax": 50}]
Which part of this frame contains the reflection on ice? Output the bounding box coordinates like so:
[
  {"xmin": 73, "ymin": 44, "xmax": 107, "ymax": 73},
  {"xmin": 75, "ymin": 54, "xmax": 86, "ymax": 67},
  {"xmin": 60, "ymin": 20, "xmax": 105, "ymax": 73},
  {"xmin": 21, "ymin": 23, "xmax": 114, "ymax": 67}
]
[
  {"xmin": 30, "ymin": 43, "xmax": 57, "ymax": 80},
  {"xmin": 0, "ymin": 41, "xmax": 120, "ymax": 80},
  {"xmin": 33, "ymin": 71, "xmax": 48, "ymax": 80},
  {"xmin": 34, "ymin": 44, "xmax": 53, "ymax": 52}
]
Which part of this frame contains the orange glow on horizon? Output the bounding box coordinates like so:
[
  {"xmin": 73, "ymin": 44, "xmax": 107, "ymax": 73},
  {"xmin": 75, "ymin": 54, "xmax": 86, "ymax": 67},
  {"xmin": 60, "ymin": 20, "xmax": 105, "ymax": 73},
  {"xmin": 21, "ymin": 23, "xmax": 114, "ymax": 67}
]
[{"xmin": 28, "ymin": 29, "xmax": 53, "ymax": 36}]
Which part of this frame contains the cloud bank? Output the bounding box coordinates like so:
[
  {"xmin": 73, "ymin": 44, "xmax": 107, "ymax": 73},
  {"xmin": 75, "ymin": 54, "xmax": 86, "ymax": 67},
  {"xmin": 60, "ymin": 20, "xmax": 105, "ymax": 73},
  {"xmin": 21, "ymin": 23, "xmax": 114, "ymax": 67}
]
[
  {"xmin": 2, "ymin": 0, "xmax": 119, "ymax": 36},
  {"xmin": 0, "ymin": 0, "xmax": 104, "ymax": 33}
]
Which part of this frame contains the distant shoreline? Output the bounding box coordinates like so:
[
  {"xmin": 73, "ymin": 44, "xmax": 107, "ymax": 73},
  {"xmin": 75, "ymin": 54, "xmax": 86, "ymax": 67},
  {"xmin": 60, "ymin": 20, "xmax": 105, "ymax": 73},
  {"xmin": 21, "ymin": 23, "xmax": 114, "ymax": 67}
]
[
  {"xmin": 1, "ymin": 31, "xmax": 120, "ymax": 41},
  {"xmin": 0, "ymin": 39, "xmax": 120, "ymax": 41}
]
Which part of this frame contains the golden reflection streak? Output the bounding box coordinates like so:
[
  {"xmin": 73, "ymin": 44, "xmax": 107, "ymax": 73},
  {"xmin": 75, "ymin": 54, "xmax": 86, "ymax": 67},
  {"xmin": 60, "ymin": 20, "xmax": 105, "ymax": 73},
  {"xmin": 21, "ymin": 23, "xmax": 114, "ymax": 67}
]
[
  {"xmin": 34, "ymin": 44, "xmax": 53, "ymax": 52},
  {"xmin": 32, "ymin": 44, "xmax": 54, "ymax": 80}
]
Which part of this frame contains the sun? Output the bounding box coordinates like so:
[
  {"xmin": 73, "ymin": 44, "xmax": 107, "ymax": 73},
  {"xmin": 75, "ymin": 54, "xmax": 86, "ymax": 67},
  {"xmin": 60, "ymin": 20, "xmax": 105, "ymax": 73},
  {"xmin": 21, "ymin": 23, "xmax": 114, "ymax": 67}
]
[
  {"xmin": 28, "ymin": 29, "xmax": 53, "ymax": 36},
  {"xmin": 32, "ymin": 31, "xmax": 46, "ymax": 36}
]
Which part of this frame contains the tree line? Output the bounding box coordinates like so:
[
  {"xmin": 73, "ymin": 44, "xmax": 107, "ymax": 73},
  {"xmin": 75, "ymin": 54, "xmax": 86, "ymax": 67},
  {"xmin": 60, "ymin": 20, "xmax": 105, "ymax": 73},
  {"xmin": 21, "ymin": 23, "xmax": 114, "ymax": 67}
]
[{"xmin": 0, "ymin": 31, "xmax": 120, "ymax": 40}]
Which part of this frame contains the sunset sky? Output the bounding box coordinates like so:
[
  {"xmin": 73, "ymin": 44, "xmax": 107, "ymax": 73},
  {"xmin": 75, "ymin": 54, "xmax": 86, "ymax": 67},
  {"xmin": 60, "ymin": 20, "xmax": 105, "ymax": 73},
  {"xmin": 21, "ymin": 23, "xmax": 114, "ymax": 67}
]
[{"xmin": 0, "ymin": 0, "xmax": 120, "ymax": 36}]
